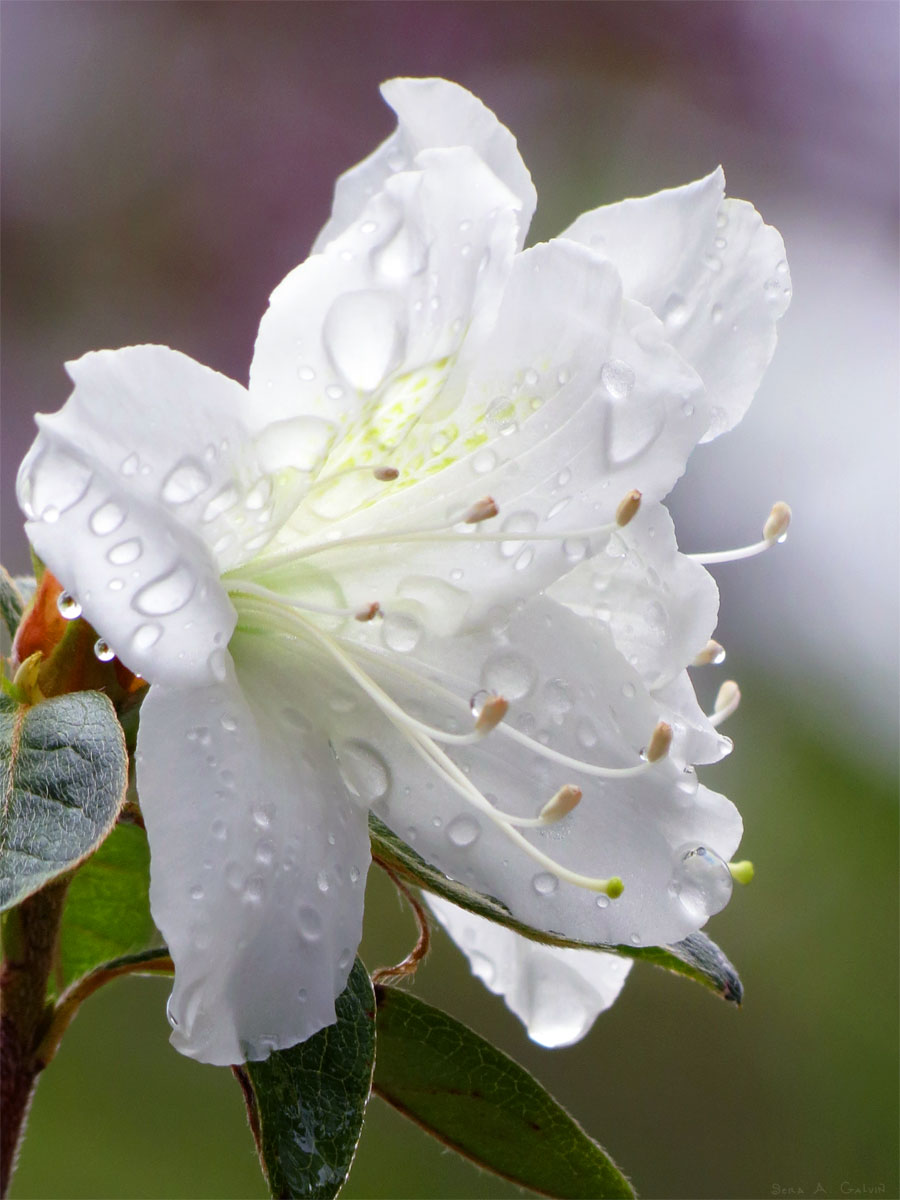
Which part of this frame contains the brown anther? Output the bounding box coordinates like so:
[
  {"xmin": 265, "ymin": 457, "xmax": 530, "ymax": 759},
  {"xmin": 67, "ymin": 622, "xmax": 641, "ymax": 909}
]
[
  {"xmin": 355, "ymin": 602, "xmax": 382, "ymax": 622},
  {"xmin": 474, "ymin": 694, "xmax": 508, "ymax": 734},
  {"xmin": 539, "ymin": 784, "xmax": 582, "ymax": 823},
  {"xmin": 463, "ymin": 496, "xmax": 499, "ymax": 524},
  {"xmin": 615, "ymin": 489, "xmax": 642, "ymax": 527},
  {"xmin": 373, "ymin": 467, "xmax": 399, "ymax": 481},
  {"xmin": 646, "ymin": 721, "xmax": 673, "ymax": 763},
  {"xmin": 692, "ymin": 639, "xmax": 726, "ymax": 666},
  {"xmin": 763, "ymin": 501, "xmax": 792, "ymax": 542}
]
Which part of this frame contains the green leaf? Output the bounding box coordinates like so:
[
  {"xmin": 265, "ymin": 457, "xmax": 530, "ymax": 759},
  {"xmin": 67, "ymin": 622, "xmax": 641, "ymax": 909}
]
[
  {"xmin": 0, "ymin": 691, "xmax": 128, "ymax": 911},
  {"xmin": 370, "ymin": 815, "xmax": 742, "ymax": 1003},
  {"xmin": 373, "ymin": 985, "xmax": 634, "ymax": 1199},
  {"xmin": 50, "ymin": 822, "xmax": 157, "ymax": 998},
  {"xmin": 244, "ymin": 959, "xmax": 376, "ymax": 1199}
]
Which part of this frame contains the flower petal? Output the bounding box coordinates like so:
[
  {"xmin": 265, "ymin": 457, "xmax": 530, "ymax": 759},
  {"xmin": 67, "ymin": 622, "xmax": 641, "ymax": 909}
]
[
  {"xmin": 425, "ymin": 893, "xmax": 633, "ymax": 1048},
  {"xmin": 320, "ymin": 594, "xmax": 742, "ymax": 949},
  {"xmin": 314, "ymin": 77, "xmax": 536, "ymax": 253},
  {"xmin": 563, "ymin": 169, "xmax": 790, "ymax": 439},
  {"xmin": 137, "ymin": 634, "xmax": 371, "ymax": 1066},
  {"xmin": 250, "ymin": 146, "xmax": 520, "ymax": 455}
]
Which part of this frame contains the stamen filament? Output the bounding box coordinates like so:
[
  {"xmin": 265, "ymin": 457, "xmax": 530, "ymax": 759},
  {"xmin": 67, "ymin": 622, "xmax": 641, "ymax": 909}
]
[
  {"xmin": 709, "ymin": 680, "xmax": 741, "ymax": 726},
  {"xmin": 690, "ymin": 502, "xmax": 792, "ymax": 565}
]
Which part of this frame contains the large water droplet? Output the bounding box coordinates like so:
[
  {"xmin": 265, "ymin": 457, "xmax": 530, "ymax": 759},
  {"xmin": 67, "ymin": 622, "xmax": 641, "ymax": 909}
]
[
  {"xmin": 323, "ymin": 289, "xmax": 406, "ymax": 392},
  {"xmin": 27, "ymin": 446, "xmax": 92, "ymax": 520},
  {"xmin": 447, "ymin": 815, "xmax": 481, "ymax": 847},
  {"xmin": 532, "ymin": 872, "xmax": 559, "ymax": 896},
  {"xmin": 93, "ymin": 638, "xmax": 115, "ymax": 662},
  {"xmin": 57, "ymin": 592, "xmax": 82, "ymax": 620},
  {"xmin": 254, "ymin": 416, "xmax": 337, "ymax": 472},
  {"xmin": 132, "ymin": 622, "xmax": 163, "ymax": 652},
  {"xmin": 107, "ymin": 538, "xmax": 142, "ymax": 565},
  {"xmin": 89, "ymin": 501, "xmax": 126, "ymax": 536},
  {"xmin": 132, "ymin": 563, "xmax": 195, "ymax": 616},
  {"xmin": 161, "ymin": 458, "xmax": 210, "ymax": 505},
  {"xmin": 662, "ymin": 293, "xmax": 689, "ymax": 327},
  {"xmin": 297, "ymin": 905, "xmax": 323, "ymax": 941},
  {"xmin": 482, "ymin": 650, "xmax": 537, "ymax": 700},
  {"xmin": 202, "ymin": 484, "xmax": 240, "ymax": 523},
  {"xmin": 471, "ymin": 448, "xmax": 498, "ymax": 476},
  {"xmin": 669, "ymin": 844, "xmax": 733, "ymax": 921},
  {"xmin": 599, "ymin": 359, "xmax": 636, "ymax": 402},
  {"xmin": 335, "ymin": 740, "xmax": 391, "ymax": 804},
  {"xmin": 381, "ymin": 610, "xmax": 422, "ymax": 654}
]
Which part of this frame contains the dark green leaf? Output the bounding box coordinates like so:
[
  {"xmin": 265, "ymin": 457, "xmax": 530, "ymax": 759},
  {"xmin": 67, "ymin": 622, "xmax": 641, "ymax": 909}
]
[
  {"xmin": 0, "ymin": 566, "xmax": 25, "ymax": 643},
  {"xmin": 51, "ymin": 822, "xmax": 157, "ymax": 998},
  {"xmin": 244, "ymin": 959, "xmax": 376, "ymax": 1199},
  {"xmin": 0, "ymin": 691, "xmax": 128, "ymax": 910},
  {"xmin": 373, "ymin": 985, "xmax": 634, "ymax": 1199},
  {"xmin": 370, "ymin": 815, "xmax": 742, "ymax": 1003}
]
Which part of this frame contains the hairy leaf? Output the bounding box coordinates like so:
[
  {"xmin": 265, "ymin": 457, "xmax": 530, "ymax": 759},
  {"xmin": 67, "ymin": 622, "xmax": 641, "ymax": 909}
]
[
  {"xmin": 370, "ymin": 815, "xmax": 742, "ymax": 1003},
  {"xmin": 0, "ymin": 691, "xmax": 127, "ymax": 910},
  {"xmin": 373, "ymin": 985, "xmax": 634, "ymax": 1199},
  {"xmin": 244, "ymin": 959, "xmax": 376, "ymax": 1199}
]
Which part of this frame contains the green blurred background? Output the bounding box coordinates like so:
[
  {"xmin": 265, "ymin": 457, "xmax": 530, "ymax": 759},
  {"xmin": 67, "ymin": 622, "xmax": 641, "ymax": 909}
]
[{"xmin": 2, "ymin": 3, "xmax": 897, "ymax": 1198}]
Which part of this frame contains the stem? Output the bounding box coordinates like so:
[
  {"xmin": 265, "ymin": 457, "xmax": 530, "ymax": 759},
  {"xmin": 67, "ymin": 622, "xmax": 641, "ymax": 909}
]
[
  {"xmin": 0, "ymin": 878, "xmax": 70, "ymax": 1198},
  {"xmin": 371, "ymin": 865, "xmax": 431, "ymax": 985}
]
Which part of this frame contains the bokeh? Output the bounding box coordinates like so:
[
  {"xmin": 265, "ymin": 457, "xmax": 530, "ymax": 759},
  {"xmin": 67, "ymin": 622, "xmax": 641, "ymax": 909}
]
[{"xmin": 2, "ymin": 3, "xmax": 897, "ymax": 1198}]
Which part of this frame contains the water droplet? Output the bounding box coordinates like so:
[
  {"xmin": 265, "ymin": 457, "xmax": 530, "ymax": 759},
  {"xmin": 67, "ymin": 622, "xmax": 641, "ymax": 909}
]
[
  {"xmin": 57, "ymin": 592, "xmax": 82, "ymax": 620},
  {"xmin": 225, "ymin": 861, "xmax": 244, "ymax": 892},
  {"xmin": 703, "ymin": 253, "xmax": 723, "ymax": 273},
  {"xmin": 254, "ymin": 839, "xmax": 275, "ymax": 866},
  {"xmin": 208, "ymin": 649, "xmax": 228, "ymax": 683},
  {"xmin": 316, "ymin": 871, "xmax": 330, "ymax": 894},
  {"xmin": 622, "ymin": 682, "xmax": 636, "ymax": 700},
  {"xmin": 244, "ymin": 876, "xmax": 265, "ymax": 904},
  {"xmin": 252, "ymin": 805, "xmax": 274, "ymax": 829},
  {"xmin": 90, "ymin": 501, "xmax": 126, "ymax": 536},
  {"xmin": 514, "ymin": 547, "xmax": 534, "ymax": 571},
  {"xmin": 323, "ymin": 289, "xmax": 405, "ymax": 392},
  {"xmin": 670, "ymin": 844, "xmax": 733, "ymax": 920},
  {"xmin": 108, "ymin": 579, "xmax": 124, "ymax": 592},
  {"xmin": 108, "ymin": 538, "xmax": 142, "ymax": 565},
  {"xmin": 121, "ymin": 453, "xmax": 139, "ymax": 476},
  {"xmin": 532, "ymin": 872, "xmax": 559, "ymax": 896},
  {"xmin": 562, "ymin": 537, "xmax": 588, "ymax": 564},
  {"xmin": 599, "ymin": 359, "xmax": 636, "ymax": 402},
  {"xmin": 447, "ymin": 816, "xmax": 481, "ymax": 847},
  {"xmin": 162, "ymin": 458, "xmax": 210, "ymax": 505},
  {"xmin": 595, "ymin": 894, "xmax": 610, "ymax": 909},
  {"xmin": 93, "ymin": 638, "xmax": 115, "ymax": 662},
  {"xmin": 244, "ymin": 479, "xmax": 272, "ymax": 512},
  {"xmin": 577, "ymin": 719, "xmax": 598, "ymax": 748},
  {"xmin": 381, "ymin": 610, "xmax": 422, "ymax": 654},
  {"xmin": 349, "ymin": 866, "xmax": 361, "ymax": 884},
  {"xmin": 133, "ymin": 622, "xmax": 163, "ymax": 652},
  {"xmin": 482, "ymin": 650, "xmax": 537, "ymax": 700},
  {"xmin": 220, "ymin": 714, "xmax": 237, "ymax": 733},
  {"xmin": 338, "ymin": 948, "xmax": 353, "ymax": 969},
  {"xmin": 662, "ymin": 293, "xmax": 689, "ymax": 327},
  {"xmin": 630, "ymin": 932, "xmax": 641, "ymax": 945},
  {"xmin": 711, "ymin": 303, "xmax": 724, "ymax": 325},
  {"xmin": 190, "ymin": 884, "xmax": 204, "ymax": 901},
  {"xmin": 297, "ymin": 364, "xmax": 317, "ymax": 382},
  {"xmin": 681, "ymin": 401, "xmax": 695, "ymax": 419},
  {"xmin": 297, "ymin": 988, "xmax": 308, "ymax": 1003},
  {"xmin": 335, "ymin": 740, "xmax": 391, "ymax": 804},
  {"xmin": 211, "ymin": 818, "xmax": 228, "ymax": 841},
  {"xmin": 470, "ymin": 447, "xmax": 497, "ymax": 476},
  {"xmin": 297, "ymin": 905, "xmax": 323, "ymax": 941},
  {"xmin": 202, "ymin": 484, "xmax": 239, "ymax": 523},
  {"xmin": 132, "ymin": 563, "xmax": 195, "ymax": 616}
]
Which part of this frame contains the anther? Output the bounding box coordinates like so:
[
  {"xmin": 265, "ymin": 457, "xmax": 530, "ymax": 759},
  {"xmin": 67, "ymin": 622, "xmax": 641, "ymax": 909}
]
[
  {"xmin": 645, "ymin": 721, "xmax": 673, "ymax": 763},
  {"xmin": 616, "ymin": 489, "xmax": 642, "ymax": 527},
  {"xmin": 728, "ymin": 860, "xmax": 755, "ymax": 885},
  {"xmin": 538, "ymin": 784, "xmax": 582, "ymax": 824},
  {"xmin": 692, "ymin": 639, "xmax": 726, "ymax": 666},
  {"xmin": 474, "ymin": 694, "xmax": 508, "ymax": 734},
  {"xmin": 373, "ymin": 466, "xmax": 399, "ymax": 482},
  {"xmin": 355, "ymin": 602, "xmax": 381, "ymax": 622},
  {"xmin": 763, "ymin": 501, "xmax": 791, "ymax": 542},
  {"xmin": 710, "ymin": 680, "xmax": 741, "ymax": 726},
  {"xmin": 463, "ymin": 496, "xmax": 499, "ymax": 524}
]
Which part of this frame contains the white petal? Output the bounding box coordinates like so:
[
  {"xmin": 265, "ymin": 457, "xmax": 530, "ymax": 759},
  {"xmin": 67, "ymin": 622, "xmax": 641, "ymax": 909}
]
[
  {"xmin": 425, "ymin": 893, "xmax": 633, "ymax": 1048},
  {"xmin": 250, "ymin": 147, "xmax": 519, "ymax": 448},
  {"xmin": 549, "ymin": 503, "xmax": 719, "ymax": 692},
  {"xmin": 314, "ymin": 77, "xmax": 536, "ymax": 253},
  {"xmin": 322, "ymin": 594, "xmax": 742, "ymax": 949},
  {"xmin": 563, "ymin": 169, "xmax": 790, "ymax": 439},
  {"xmin": 137, "ymin": 634, "xmax": 370, "ymax": 1066}
]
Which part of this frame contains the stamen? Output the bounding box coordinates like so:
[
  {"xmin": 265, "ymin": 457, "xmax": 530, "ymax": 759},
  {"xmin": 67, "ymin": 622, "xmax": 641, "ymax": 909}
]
[
  {"xmin": 463, "ymin": 496, "xmax": 499, "ymax": 524},
  {"xmin": 709, "ymin": 680, "xmax": 741, "ymax": 726},
  {"xmin": 230, "ymin": 579, "xmax": 373, "ymax": 623},
  {"xmin": 355, "ymin": 602, "xmax": 382, "ymax": 622},
  {"xmin": 692, "ymin": 639, "xmax": 726, "ymax": 666},
  {"xmin": 689, "ymin": 501, "xmax": 792, "ymax": 565},
  {"xmin": 307, "ymin": 461, "xmax": 401, "ymax": 492},
  {"xmin": 645, "ymin": 721, "xmax": 673, "ymax": 762},
  {"xmin": 539, "ymin": 784, "xmax": 582, "ymax": 823},
  {"xmin": 473, "ymin": 694, "xmax": 508, "ymax": 734},
  {"xmin": 616, "ymin": 489, "xmax": 642, "ymax": 527},
  {"xmin": 373, "ymin": 466, "xmax": 400, "ymax": 482},
  {"xmin": 728, "ymin": 860, "xmax": 755, "ymax": 885}
]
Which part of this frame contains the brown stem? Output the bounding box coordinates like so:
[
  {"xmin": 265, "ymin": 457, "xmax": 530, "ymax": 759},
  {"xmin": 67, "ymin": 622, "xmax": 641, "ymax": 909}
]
[
  {"xmin": 231, "ymin": 1065, "xmax": 263, "ymax": 1157},
  {"xmin": 371, "ymin": 865, "xmax": 431, "ymax": 985},
  {"xmin": 0, "ymin": 879, "xmax": 70, "ymax": 1198}
]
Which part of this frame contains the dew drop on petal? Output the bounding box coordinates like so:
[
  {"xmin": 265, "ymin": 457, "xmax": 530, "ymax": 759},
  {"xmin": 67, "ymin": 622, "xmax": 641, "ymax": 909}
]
[
  {"xmin": 662, "ymin": 293, "xmax": 689, "ymax": 327},
  {"xmin": 669, "ymin": 844, "xmax": 733, "ymax": 920},
  {"xmin": 121, "ymin": 453, "xmax": 140, "ymax": 477},
  {"xmin": 208, "ymin": 649, "xmax": 228, "ymax": 683},
  {"xmin": 323, "ymin": 289, "xmax": 406, "ymax": 392},
  {"xmin": 532, "ymin": 872, "xmax": 559, "ymax": 896},
  {"xmin": 161, "ymin": 458, "xmax": 211, "ymax": 505},
  {"xmin": 211, "ymin": 818, "xmax": 228, "ymax": 841},
  {"xmin": 471, "ymin": 448, "xmax": 497, "ymax": 476},
  {"xmin": 595, "ymin": 894, "xmax": 610, "ymax": 909},
  {"xmin": 132, "ymin": 622, "xmax": 163, "ymax": 652},
  {"xmin": 132, "ymin": 563, "xmax": 195, "ymax": 616},
  {"xmin": 335, "ymin": 740, "xmax": 391, "ymax": 804},
  {"xmin": 381, "ymin": 610, "xmax": 422, "ymax": 654},
  {"xmin": 600, "ymin": 359, "xmax": 636, "ymax": 402},
  {"xmin": 481, "ymin": 650, "xmax": 537, "ymax": 700},
  {"xmin": 89, "ymin": 501, "xmax": 126, "ymax": 536},
  {"xmin": 225, "ymin": 861, "xmax": 244, "ymax": 892},
  {"xmin": 57, "ymin": 592, "xmax": 82, "ymax": 620},
  {"xmin": 297, "ymin": 905, "xmax": 323, "ymax": 942},
  {"xmin": 108, "ymin": 538, "xmax": 142, "ymax": 565},
  {"xmin": 447, "ymin": 816, "xmax": 481, "ymax": 847}
]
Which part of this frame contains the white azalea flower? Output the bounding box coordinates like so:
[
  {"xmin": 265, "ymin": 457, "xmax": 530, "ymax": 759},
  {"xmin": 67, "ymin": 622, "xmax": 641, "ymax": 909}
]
[{"xmin": 16, "ymin": 78, "xmax": 790, "ymax": 1065}]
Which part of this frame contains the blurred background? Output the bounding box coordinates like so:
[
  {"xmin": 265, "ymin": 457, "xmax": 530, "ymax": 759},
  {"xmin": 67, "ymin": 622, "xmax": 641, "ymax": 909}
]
[{"xmin": 2, "ymin": 2, "xmax": 897, "ymax": 1197}]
